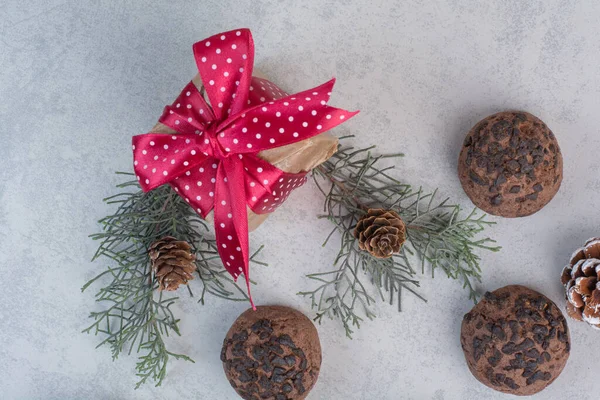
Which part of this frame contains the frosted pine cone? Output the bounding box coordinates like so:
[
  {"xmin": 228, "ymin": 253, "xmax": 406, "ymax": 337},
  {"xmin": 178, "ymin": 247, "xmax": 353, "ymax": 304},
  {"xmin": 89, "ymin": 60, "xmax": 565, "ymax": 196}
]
[
  {"xmin": 560, "ymin": 238, "xmax": 600, "ymax": 329},
  {"xmin": 354, "ymin": 209, "xmax": 406, "ymax": 259},
  {"xmin": 149, "ymin": 236, "xmax": 196, "ymax": 291}
]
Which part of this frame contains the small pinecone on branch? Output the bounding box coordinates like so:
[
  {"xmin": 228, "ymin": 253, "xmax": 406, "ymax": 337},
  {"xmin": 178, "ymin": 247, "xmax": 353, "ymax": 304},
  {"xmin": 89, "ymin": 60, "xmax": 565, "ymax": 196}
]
[
  {"xmin": 354, "ymin": 208, "xmax": 406, "ymax": 259},
  {"xmin": 149, "ymin": 236, "xmax": 196, "ymax": 291},
  {"xmin": 561, "ymin": 238, "xmax": 600, "ymax": 329}
]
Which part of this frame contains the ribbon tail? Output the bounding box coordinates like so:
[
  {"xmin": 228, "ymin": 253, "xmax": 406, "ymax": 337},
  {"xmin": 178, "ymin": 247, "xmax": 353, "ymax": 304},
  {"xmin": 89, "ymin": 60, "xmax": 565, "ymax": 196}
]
[{"xmin": 214, "ymin": 157, "xmax": 254, "ymax": 309}]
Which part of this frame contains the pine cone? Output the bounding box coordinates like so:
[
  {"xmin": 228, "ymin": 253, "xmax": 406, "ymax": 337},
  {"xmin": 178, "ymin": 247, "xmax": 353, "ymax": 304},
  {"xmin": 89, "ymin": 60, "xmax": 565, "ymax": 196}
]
[
  {"xmin": 561, "ymin": 238, "xmax": 600, "ymax": 329},
  {"xmin": 354, "ymin": 209, "xmax": 406, "ymax": 258},
  {"xmin": 149, "ymin": 236, "xmax": 196, "ymax": 291}
]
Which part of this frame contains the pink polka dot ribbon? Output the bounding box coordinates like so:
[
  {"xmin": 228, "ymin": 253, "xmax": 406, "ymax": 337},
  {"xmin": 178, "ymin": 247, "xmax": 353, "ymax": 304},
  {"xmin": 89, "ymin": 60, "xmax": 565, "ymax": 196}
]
[{"xmin": 132, "ymin": 28, "xmax": 358, "ymax": 307}]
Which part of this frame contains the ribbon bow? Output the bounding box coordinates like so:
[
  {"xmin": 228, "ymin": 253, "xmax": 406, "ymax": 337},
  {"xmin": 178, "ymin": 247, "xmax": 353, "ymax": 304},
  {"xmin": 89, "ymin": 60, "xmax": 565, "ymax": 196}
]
[{"xmin": 132, "ymin": 28, "xmax": 357, "ymax": 307}]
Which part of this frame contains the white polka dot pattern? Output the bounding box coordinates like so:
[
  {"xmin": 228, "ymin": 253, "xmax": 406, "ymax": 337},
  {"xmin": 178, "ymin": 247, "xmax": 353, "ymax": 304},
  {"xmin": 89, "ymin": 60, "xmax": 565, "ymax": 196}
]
[
  {"xmin": 131, "ymin": 28, "xmax": 358, "ymax": 307},
  {"xmin": 193, "ymin": 29, "xmax": 254, "ymax": 120},
  {"xmin": 217, "ymin": 78, "xmax": 354, "ymax": 154}
]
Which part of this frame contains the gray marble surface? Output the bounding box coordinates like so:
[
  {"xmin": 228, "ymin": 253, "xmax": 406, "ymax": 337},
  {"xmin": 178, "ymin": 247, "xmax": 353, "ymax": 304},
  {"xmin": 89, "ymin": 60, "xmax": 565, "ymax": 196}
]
[{"xmin": 1, "ymin": 0, "xmax": 599, "ymax": 399}]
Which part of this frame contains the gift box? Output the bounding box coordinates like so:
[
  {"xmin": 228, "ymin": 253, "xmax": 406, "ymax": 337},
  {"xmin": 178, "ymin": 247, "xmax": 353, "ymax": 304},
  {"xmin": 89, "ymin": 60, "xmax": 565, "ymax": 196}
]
[
  {"xmin": 132, "ymin": 28, "xmax": 357, "ymax": 304},
  {"xmin": 149, "ymin": 72, "xmax": 340, "ymax": 231}
]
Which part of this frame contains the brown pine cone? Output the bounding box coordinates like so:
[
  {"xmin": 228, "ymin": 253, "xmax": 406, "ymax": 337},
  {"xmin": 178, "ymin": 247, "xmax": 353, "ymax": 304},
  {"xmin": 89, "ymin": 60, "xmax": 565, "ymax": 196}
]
[
  {"xmin": 149, "ymin": 236, "xmax": 196, "ymax": 291},
  {"xmin": 354, "ymin": 209, "xmax": 406, "ymax": 258},
  {"xmin": 560, "ymin": 238, "xmax": 600, "ymax": 329}
]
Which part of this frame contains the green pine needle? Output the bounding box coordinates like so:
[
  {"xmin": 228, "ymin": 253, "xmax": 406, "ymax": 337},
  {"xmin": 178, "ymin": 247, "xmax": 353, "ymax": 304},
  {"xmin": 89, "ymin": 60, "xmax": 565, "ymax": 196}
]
[
  {"xmin": 83, "ymin": 172, "xmax": 263, "ymax": 387},
  {"xmin": 299, "ymin": 143, "xmax": 501, "ymax": 338}
]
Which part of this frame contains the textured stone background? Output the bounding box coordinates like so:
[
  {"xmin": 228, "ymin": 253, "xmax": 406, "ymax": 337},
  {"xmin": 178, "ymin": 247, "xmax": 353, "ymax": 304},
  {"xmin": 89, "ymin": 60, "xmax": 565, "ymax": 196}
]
[{"xmin": 1, "ymin": 1, "xmax": 599, "ymax": 399}]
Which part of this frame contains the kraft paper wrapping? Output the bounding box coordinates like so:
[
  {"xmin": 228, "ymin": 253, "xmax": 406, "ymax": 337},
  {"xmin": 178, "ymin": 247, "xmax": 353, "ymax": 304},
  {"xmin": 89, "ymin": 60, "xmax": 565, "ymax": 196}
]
[{"xmin": 150, "ymin": 72, "xmax": 339, "ymax": 231}]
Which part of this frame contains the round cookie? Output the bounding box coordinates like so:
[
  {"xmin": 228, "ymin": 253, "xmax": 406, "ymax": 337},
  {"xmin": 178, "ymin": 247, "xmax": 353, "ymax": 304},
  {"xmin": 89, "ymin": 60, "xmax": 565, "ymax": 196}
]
[
  {"xmin": 460, "ymin": 285, "xmax": 570, "ymax": 396},
  {"xmin": 458, "ymin": 111, "xmax": 562, "ymax": 217},
  {"xmin": 221, "ymin": 305, "xmax": 322, "ymax": 400}
]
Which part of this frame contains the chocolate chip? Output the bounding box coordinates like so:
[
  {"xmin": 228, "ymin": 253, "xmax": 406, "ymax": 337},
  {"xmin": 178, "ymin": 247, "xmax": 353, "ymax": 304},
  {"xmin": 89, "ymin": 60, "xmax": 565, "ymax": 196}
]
[
  {"xmin": 492, "ymin": 120, "xmax": 512, "ymax": 140},
  {"xmin": 233, "ymin": 342, "xmax": 247, "ymax": 357},
  {"xmin": 525, "ymin": 193, "xmax": 538, "ymax": 201},
  {"xmin": 300, "ymin": 358, "xmax": 308, "ymax": 370},
  {"xmin": 515, "ymin": 338, "xmax": 535, "ymax": 351},
  {"xmin": 272, "ymin": 357, "xmax": 287, "ymax": 367},
  {"xmin": 509, "ymin": 185, "xmax": 521, "ymax": 193},
  {"xmin": 533, "ymin": 184, "xmax": 543, "ymax": 192},
  {"xmin": 488, "ymin": 142, "xmax": 504, "ymax": 154},
  {"xmin": 239, "ymin": 370, "xmax": 256, "ymax": 383},
  {"xmin": 526, "ymin": 370, "xmax": 551, "ymax": 386},
  {"xmin": 501, "ymin": 342, "xmax": 516, "ymax": 355},
  {"xmin": 470, "ymin": 170, "xmax": 488, "ymax": 186},
  {"xmin": 494, "ymin": 174, "xmax": 507, "ymax": 186},
  {"xmin": 262, "ymin": 361, "xmax": 273, "ymax": 373},
  {"xmin": 509, "ymin": 355, "xmax": 525, "ymax": 369},
  {"xmin": 278, "ymin": 335, "xmax": 296, "ymax": 348},
  {"xmin": 293, "ymin": 348, "xmax": 306, "ymax": 358},
  {"xmin": 525, "ymin": 359, "xmax": 538, "ymax": 370},
  {"xmin": 250, "ymin": 322, "xmax": 261, "ymax": 333},
  {"xmin": 506, "ymin": 160, "xmax": 520, "ymax": 173},
  {"xmin": 258, "ymin": 375, "xmax": 271, "ymax": 389},
  {"xmin": 524, "ymin": 348, "xmax": 540, "ymax": 359},
  {"xmin": 282, "ymin": 384, "xmax": 293, "ymax": 393},
  {"xmin": 504, "ymin": 377, "xmax": 520, "ymax": 390},
  {"xmin": 484, "ymin": 292, "xmax": 497, "ymax": 301},
  {"xmin": 533, "ymin": 333, "xmax": 544, "ymax": 344},
  {"xmin": 491, "ymin": 195, "xmax": 503, "ymax": 206},
  {"xmin": 542, "ymin": 340, "xmax": 550, "ymax": 350},
  {"xmin": 532, "ymin": 324, "xmax": 549, "ymax": 335},
  {"xmin": 522, "ymin": 368, "xmax": 535, "ymax": 379},
  {"xmin": 252, "ymin": 346, "xmax": 265, "ymax": 359},
  {"xmin": 557, "ymin": 330, "xmax": 568, "ymax": 343},
  {"xmin": 284, "ymin": 355, "xmax": 296, "ymax": 366},
  {"xmin": 487, "ymin": 368, "xmax": 502, "ymax": 386},
  {"xmin": 492, "ymin": 325, "xmax": 506, "ymax": 341}
]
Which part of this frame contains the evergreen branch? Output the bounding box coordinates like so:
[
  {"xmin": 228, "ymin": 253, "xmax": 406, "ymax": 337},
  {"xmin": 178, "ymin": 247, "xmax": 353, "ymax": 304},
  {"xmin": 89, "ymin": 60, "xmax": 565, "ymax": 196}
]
[
  {"xmin": 300, "ymin": 144, "xmax": 500, "ymax": 337},
  {"xmin": 83, "ymin": 172, "xmax": 264, "ymax": 387}
]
